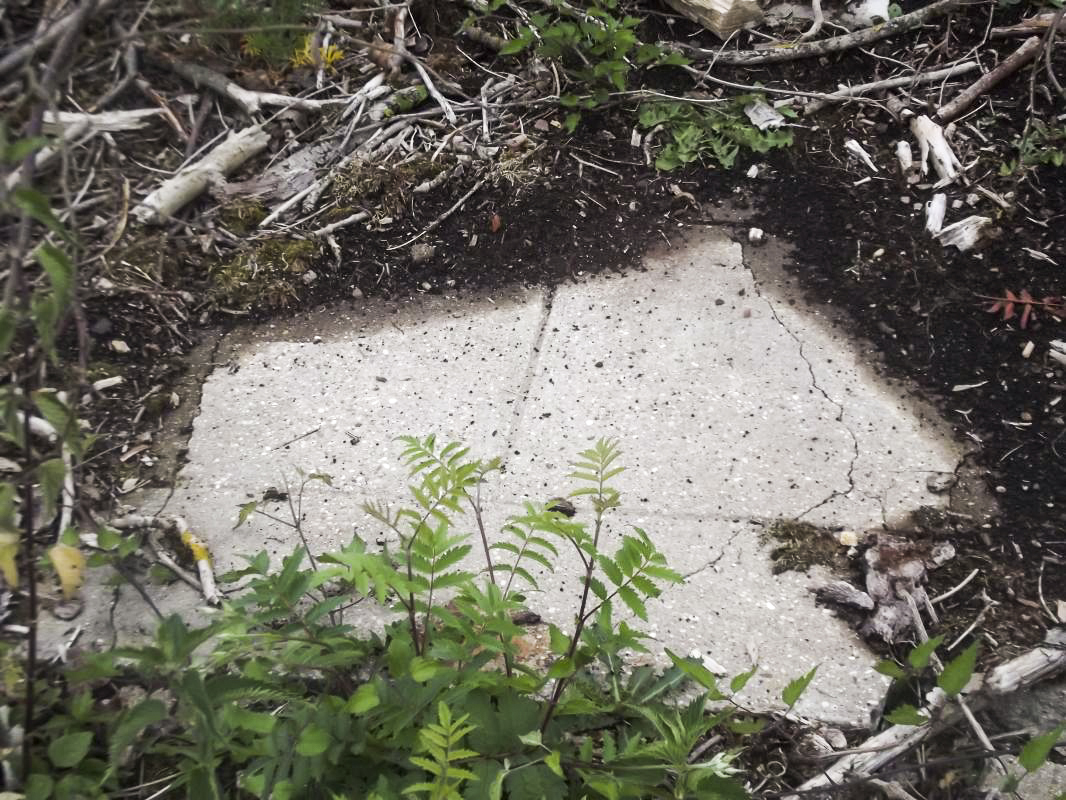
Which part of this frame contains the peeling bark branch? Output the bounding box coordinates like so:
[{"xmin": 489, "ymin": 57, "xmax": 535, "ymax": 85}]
[{"xmin": 133, "ymin": 125, "xmax": 271, "ymax": 224}]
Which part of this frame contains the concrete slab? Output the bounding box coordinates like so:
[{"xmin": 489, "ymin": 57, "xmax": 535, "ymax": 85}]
[{"xmin": 77, "ymin": 228, "xmax": 966, "ymax": 727}]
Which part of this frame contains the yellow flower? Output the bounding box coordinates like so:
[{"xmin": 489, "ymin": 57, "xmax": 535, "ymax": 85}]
[{"xmin": 291, "ymin": 34, "xmax": 345, "ymax": 70}]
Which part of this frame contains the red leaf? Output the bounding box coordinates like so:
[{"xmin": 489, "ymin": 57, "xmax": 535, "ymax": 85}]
[{"xmin": 490, "ymin": 213, "xmax": 501, "ymax": 233}]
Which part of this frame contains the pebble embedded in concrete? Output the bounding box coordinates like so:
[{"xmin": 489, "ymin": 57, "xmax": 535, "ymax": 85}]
[{"xmin": 138, "ymin": 228, "xmax": 962, "ymax": 726}]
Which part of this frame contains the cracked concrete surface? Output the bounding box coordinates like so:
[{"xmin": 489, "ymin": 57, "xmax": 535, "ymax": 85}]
[{"xmin": 96, "ymin": 227, "xmax": 963, "ymax": 726}]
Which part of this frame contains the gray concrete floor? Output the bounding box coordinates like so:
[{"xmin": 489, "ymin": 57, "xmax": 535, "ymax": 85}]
[{"xmin": 67, "ymin": 228, "xmax": 966, "ymax": 727}]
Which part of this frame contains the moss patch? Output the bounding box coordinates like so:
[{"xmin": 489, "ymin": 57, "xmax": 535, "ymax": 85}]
[
  {"xmin": 210, "ymin": 238, "xmax": 319, "ymax": 310},
  {"xmin": 332, "ymin": 155, "xmax": 449, "ymax": 218},
  {"xmin": 219, "ymin": 200, "xmax": 268, "ymax": 234},
  {"xmin": 760, "ymin": 519, "xmax": 853, "ymax": 576}
]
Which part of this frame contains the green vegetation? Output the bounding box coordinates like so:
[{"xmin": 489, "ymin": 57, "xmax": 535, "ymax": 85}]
[
  {"xmin": 5, "ymin": 437, "xmax": 803, "ymax": 798},
  {"xmin": 204, "ymin": 0, "xmax": 319, "ymax": 65},
  {"xmin": 484, "ymin": 0, "xmax": 687, "ymax": 129},
  {"xmin": 210, "ymin": 238, "xmax": 319, "ymax": 310},
  {"xmin": 638, "ymin": 97, "xmax": 795, "ymax": 170}
]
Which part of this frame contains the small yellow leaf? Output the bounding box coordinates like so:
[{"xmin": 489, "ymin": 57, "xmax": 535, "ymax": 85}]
[
  {"xmin": 181, "ymin": 531, "xmax": 212, "ymax": 564},
  {"xmin": 0, "ymin": 532, "xmax": 19, "ymax": 588},
  {"xmin": 49, "ymin": 543, "xmax": 85, "ymax": 599}
]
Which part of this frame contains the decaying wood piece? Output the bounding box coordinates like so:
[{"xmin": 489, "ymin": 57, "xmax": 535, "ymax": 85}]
[
  {"xmin": 676, "ymin": 0, "xmax": 959, "ymax": 65},
  {"xmin": 936, "ymin": 215, "xmax": 991, "ymax": 251},
  {"xmin": 934, "ymin": 36, "xmax": 1043, "ymax": 123},
  {"xmin": 133, "ymin": 125, "xmax": 270, "ymax": 224},
  {"xmin": 862, "ymin": 534, "xmax": 954, "ymax": 642},
  {"xmin": 816, "ymin": 533, "xmax": 954, "ymax": 643},
  {"xmin": 896, "ymin": 141, "xmax": 920, "ymax": 184},
  {"xmin": 42, "ymin": 108, "xmax": 163, "ymax": 134},
  {"xmin": 787, "ymin": 628, "xmax": 1066, "ymax": 799},
  {"xmin": 815, "ymin": 580, "xmax": 875, "ymax": 610},
  {"xmin": 663, "ymin": 0, "xmax": 763, "ymax": 39},
  {"xmin": 925, "ymin": 193, "xmax": 947, "ymax": 234},
  {"xmin": 911, "ymin": 115, "xmax": 962, "ymax": 186},
  {"xmin": 990, "ymin": 12, "xmax": 1066, "ymax": 39},
  {"xmin": 803, "ymin": 61, "xmax": 979, "ymax": 115}
]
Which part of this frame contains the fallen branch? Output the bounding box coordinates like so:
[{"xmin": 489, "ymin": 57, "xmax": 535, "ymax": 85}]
[
  {"xmin": 133, "ymin": 124, "xmax": 271, "ymax": 224},
  {"xmin": 804, "ymin": 62, "xmax": 979, "ymax": 115},
  {"xmin": 149, "ymin": 54, "xmax": 345, "ymax": 115},
  {"xmin": 935, "ymin": 36, "xmax": 1043, "ymax": 123},
  {"xmin": 990, "ymin": 12, "xmax": 1066, "ymax": 39},
  {"xmin": 673, "ymin": 0, "xmax": 961, "ymax": 66},
  {"xmin": 786, "ymin": 627, "xmax": 1066, "ymax": 799},
  {"xmin": 110, "ymin": 515, "xmax": 221, "ymax": 605}
]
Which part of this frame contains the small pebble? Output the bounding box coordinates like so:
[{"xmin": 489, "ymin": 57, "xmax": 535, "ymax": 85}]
[{"xmin": 926, "ymin": 473, "xmax": 956, "ymax": 494}]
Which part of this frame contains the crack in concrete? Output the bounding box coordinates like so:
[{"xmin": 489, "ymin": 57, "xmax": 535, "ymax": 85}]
[
  {"xmin": 683, "ymin": 526, "xmax": 745, "ymax": 579},
  {"xmin": 501, "ymin": 286, "xmax": 557, "ymax": 461},
  {"xmin": 749, "ymin": 274, "xmax": 860, "ymax": 522}
]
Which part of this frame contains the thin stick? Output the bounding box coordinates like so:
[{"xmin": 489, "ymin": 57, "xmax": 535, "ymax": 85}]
[
  {"xmin": 931, "ymin": 568, "xmax": 979, "ymax": 604},
  {"xmin": 935, "ymin": 36, "xmax": 1043, "ymax": 122},
  {"xmin": 804, "ymin": 61, "xmax": 979, "ymax": 115},
  {"xmin": 386, "ymin": 176, "xmax": 489, "ymax": 251},
  {"xmin": 271, "ymin": 425, "xmax": 322, "ymax": 451},
  {"xmin": 311, "ymin": 211, "xmax": 370, "ymax": 237}
]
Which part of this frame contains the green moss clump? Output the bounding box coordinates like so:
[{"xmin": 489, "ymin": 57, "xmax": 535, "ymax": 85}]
[
  {"xmin": 210, "ymin": 239, "xmax": 318, "ymax": 310},
  {"xmin": 332, "ymin": 156, "xmax": 448, "ymax": 217},
  {"xmin": 220, "ymin": 200, "xmax": 268, "ymax": 233}
]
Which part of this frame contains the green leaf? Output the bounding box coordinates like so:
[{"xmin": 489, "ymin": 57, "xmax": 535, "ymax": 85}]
[
  {"xmin": 48, "ymin": 730, "xmax": 93, "ymax": 768},
  {"xmin": 546, "ymin": 657, "xmax": 575, "ymax": 679},
  {"xmin": 12, "ymin": 187, "xmax": 73, "ymax": 243},
  {"xmin": 225, "ymin": 705, "xmax": 277, "ymax": 734},
  {"xmin": 884, "ymin": 704, "xmax": 930, "ymax": 726},
  {"xmin": 24, "ymin": 773, "xmax": 54, "ymax": 800},
  {"xmin": 1018, "ymin": 724, "xmax": 1065, "ymax": 772},
  {"xmin": 545, "ymin": 750, "xmax": 563, "ymax": 777},
  {"xmin": 937, "ymin": 642, "xmax": 977, "ymax": 696},
  {"xmin": 235, "ymin": 501, "xmax": 257, "ymax": 528},
  {"xmin": 517, "ymin": 730, "xmax": 542, "ymax": 747},
  {"xmin": 499, "ymin": 31, "xmax": 531, "ymax": 55},
  {"xmin": 3, "ymin": 135, "xmax": 48, "ymax": 165},
  {"xmin": 36, "ymin": 242, "xmax": 74, "ymax": 307},
  {"xmin": 665, "ymin": 648, "xmax": 723, "ymax": 698},
  {"xmin": 782, "ymin": 666, "xmax": 817, "ymax": 709},
  {"xmin": 564, "ymin": 112, "xmax": 581, "ymax": 133},
  {"xmin": 617, "ymin": 585, "xmax": 647, "ymax": 620},
  {"xmin": 96, "ymin": 526, "xmax": 121, "ymax": 550},
  {"xmin": 110, "ymin": 699, "xmax": 167, "ymax": 765},
  {"xmin": 296, "ymin": 724, "xmax": 331, "ymax": 757},
  {"xmin": 730, "ymin": 665, "xmax": 757, "ymax": 694},
  {"xmin": 410, "ymin": 656, "xmax": 439, "ymax": 682},
  {"xmin": 874, "ymin": 659, "xmax": 907, "ymax": 680},
  {"xmin": 36, "ymin": 457, "xmax": 65, "ymax": 519},
  {"xmin": 348, "ymin": 682, "xmax": 380, "ymax": 714},
  {"xmin": 727, "ymin": 716, "xmax": 766, "ymax": 735},
  {"xmin": 907, "ymin": 635, "xmax": 944, "ymax": 670}
]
